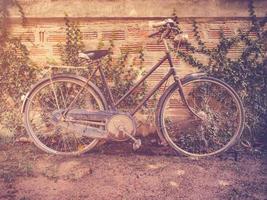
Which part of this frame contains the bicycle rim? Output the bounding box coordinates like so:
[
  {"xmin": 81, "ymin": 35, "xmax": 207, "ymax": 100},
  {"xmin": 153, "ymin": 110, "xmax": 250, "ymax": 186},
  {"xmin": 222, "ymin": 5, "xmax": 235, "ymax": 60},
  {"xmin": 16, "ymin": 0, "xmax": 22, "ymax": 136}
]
[
  {"xmin": 24, "ymin": 76, "xmax": 106, "ymax": 155},
  {"xmin": 160, "ymin": 77, "xmax": 244, "ymax": 157}
]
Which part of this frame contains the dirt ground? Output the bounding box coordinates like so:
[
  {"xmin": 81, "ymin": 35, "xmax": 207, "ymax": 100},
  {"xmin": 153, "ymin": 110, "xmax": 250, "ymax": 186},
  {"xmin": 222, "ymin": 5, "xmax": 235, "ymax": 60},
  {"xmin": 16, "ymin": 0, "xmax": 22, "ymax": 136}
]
[{"xmin": 0, "ymin": 139, "xmax": 266, "ymax": 200}]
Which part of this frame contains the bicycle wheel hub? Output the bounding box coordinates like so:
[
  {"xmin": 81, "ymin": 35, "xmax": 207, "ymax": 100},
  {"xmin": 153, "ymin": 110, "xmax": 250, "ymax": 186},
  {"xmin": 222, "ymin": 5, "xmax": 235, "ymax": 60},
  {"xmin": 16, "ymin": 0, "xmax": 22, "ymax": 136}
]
[{"xmin": 196, "ymin": 111, "xmax": 208, "ymax": 121}]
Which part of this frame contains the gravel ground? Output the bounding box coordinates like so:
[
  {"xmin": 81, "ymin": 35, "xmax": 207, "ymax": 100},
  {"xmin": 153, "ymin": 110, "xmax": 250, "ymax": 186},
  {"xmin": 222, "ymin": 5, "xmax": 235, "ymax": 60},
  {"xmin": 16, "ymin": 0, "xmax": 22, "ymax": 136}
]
[{"xmin": 0, "ymin": 140, "xmax": 266, "ymax": 200}]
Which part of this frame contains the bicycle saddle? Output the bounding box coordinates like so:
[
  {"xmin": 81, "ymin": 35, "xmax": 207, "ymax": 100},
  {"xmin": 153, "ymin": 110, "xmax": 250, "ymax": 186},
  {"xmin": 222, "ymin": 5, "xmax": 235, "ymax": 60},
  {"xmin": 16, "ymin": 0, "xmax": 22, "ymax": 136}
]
[{"xmin": 78, "ymin": 50, "xmax": 109, "ymax": 60}]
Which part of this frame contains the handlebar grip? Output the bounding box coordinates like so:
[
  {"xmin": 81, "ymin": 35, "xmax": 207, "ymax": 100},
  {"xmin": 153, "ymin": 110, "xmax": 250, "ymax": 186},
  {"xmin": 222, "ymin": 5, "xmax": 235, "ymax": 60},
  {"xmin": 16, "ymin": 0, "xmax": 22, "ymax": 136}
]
[{"xmin": 149, "ymin": 19, "xmax": 175, "ymax": 28}]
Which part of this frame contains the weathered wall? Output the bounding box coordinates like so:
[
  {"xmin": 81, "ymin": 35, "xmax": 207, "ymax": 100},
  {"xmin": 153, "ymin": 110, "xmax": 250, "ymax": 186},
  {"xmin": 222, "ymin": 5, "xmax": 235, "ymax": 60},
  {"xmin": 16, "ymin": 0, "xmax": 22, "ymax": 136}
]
[
  {"xmin": 10, "ymin": 0, "xmax": 267, "ymax": 18},
  {"xmin": 8, "ymin": 0, "xmax": 264, "ymax": 68},
  {"xmin": 8, "ymin": 0, "xmax": 265, "ymax": 63}
]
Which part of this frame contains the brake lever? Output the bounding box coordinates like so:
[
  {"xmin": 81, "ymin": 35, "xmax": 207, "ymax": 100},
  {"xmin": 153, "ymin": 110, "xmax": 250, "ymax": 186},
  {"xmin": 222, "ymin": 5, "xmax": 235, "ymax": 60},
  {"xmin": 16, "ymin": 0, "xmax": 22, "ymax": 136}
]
[{"xmin": 148, "ymin": 31, "xmax": 160, "ymax": 38}]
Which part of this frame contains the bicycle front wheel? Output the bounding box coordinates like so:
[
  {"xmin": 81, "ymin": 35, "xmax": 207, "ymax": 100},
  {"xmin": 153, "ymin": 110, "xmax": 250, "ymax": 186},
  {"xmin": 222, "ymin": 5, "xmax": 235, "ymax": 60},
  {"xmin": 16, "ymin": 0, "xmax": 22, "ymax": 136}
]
[
  {"xmin": 23, "ymin": 74, "xmax": 107, "ymax": 155},
  {"xmin": 157, "ymin": 77, "xmax": 245, "ymax": 157}
]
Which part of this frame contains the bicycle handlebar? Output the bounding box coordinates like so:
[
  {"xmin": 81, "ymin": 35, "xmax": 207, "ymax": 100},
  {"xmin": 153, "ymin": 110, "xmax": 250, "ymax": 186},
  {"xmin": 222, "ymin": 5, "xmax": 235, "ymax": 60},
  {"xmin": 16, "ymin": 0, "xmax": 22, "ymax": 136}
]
[
  {"xmin": 150, "ymin": 21, "xmax": 167, "ymax": 28},
  {"xmin": 149, "ymin": 19, "xmax": 175, "ymax": 28},
  {"xmin": 148, "ymin": 18, "xmax": 177, "ymax": 39}
]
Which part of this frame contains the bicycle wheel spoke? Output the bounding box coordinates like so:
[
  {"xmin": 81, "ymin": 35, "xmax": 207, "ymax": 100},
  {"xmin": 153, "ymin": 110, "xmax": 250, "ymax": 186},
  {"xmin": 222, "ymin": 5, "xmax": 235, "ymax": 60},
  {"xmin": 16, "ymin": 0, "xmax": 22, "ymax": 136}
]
[
  {"xmin": 59, "ymin": 84, "xmax": 67, "ymax": 109},
  {"xmin": 62, "ymin": 83, "xmax": 72, "ymax": 108},
  {"xmin": 160, "ymin": 78, "xmax": 244, "ymax": 157},
  {"xmin": 49, "ymin": 80, "xmax": 60, "ymax": 110},
  {"xmin": 24, "ymin": 77, "xmax": 106, "ymax": 155}
]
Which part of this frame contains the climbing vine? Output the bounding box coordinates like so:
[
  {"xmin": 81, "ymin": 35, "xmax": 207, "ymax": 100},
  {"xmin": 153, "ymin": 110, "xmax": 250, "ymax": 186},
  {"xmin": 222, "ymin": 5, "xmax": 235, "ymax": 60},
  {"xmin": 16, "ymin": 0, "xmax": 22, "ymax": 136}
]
[
  {"xmin": 0, "ymin": 0, "xmax": 37, "ymax": 137},
  {"xmin": 172, "ymin": 0, "xmax": 267, "ymax": 147},
  {"xmin": 59, "ymin": 17, "xmax": 147, "ymax": 110},
  {"xmin": 58, "ymin": 15, "xmax": 85, "ymax": 66}
]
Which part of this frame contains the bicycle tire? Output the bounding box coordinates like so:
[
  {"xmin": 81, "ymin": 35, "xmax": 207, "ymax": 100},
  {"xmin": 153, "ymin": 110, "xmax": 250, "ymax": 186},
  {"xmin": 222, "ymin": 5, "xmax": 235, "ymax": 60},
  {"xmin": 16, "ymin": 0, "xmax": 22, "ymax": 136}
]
[
  {"xmin": 156, "ymin": 77, "xmax": 245, "ymax": 157},
  {"xmin": 23, "ymin": 74, "xmax": 107, "ymax": 155}
]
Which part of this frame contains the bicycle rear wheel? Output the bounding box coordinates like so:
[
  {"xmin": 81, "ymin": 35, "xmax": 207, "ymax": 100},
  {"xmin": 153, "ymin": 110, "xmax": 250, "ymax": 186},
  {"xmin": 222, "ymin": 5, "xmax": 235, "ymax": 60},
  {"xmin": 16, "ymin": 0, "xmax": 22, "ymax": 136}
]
[
  {"xmin": 23, "ymin": 74, "xmax": 107, "ymax": 155},
  {"xmin": 157, "ymin": 77, "xmax": 245, "ymax": 157}
]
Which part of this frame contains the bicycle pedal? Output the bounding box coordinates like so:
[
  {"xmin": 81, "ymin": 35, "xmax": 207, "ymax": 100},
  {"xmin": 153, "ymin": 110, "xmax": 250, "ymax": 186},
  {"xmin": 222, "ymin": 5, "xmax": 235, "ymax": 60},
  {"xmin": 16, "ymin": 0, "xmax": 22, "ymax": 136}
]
[{"xmin": 133, "ymin": 139, "xmax": 142, "ymax": 151}]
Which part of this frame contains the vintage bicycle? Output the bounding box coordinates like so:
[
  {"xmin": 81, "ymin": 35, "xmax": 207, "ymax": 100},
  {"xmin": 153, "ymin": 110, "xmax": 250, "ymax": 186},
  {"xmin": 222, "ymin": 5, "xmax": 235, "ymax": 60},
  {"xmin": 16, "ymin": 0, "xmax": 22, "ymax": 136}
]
[{"xmin": 22, "ymin": 19, "xmax": 245, "ymax": 157}]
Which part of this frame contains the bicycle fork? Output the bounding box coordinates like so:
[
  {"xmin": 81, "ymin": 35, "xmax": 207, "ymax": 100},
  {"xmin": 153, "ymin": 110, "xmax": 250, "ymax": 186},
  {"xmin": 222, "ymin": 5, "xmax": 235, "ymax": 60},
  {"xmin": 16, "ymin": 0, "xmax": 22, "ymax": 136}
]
[{"xmin": 173, "ymin": 75, "xmax": 202, "ymax": 120}]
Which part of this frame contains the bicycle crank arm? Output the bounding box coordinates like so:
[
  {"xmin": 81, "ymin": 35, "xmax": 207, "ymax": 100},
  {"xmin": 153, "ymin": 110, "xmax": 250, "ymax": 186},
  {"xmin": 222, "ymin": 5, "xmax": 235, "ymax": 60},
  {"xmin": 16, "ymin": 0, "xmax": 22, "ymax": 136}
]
[
  {"xmin": 57, "ymin": 121, "xmax": 108, "ymax": 139},
  {"xmin": 122, "ymin": 129, "xmax": 142, "ymax": 150}
]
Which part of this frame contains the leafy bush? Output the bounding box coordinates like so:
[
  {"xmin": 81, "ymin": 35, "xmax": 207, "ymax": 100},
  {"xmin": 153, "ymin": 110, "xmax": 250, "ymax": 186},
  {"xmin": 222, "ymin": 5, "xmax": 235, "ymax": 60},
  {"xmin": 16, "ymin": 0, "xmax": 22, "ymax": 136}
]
[
  {"xmin": 173, "ymin": 0, "xmax": 267, "ymax": 147},
  {"xmin": 0, "ymin": 0, "xmax": 37, "ymax": 138}
]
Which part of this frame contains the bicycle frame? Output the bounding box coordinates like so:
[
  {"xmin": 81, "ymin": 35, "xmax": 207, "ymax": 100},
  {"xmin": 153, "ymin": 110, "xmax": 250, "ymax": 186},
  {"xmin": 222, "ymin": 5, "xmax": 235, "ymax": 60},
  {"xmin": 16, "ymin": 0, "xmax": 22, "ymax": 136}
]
[
  {"xmin": 88, "ymin": 51, "xmax": 178, "ymax": 116},
  {"xmin": 63, "ymin": 39, "xmax": 197, "ymax": 119}
]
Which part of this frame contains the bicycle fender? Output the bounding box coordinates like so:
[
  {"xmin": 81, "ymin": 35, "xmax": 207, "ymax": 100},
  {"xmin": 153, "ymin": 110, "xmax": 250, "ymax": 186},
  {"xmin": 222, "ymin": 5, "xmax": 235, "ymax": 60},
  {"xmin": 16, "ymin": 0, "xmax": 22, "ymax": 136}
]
[
  {"xmin": 180, "ymin": 72, "xmax": 206, "ymax": 83},
  {"xmin": 21, "ymin": 75, "xmax": 52, "ymax": 114},
  {"xmin": 21, "ymin": 73, "xmax": 107, "ymax": 113}
]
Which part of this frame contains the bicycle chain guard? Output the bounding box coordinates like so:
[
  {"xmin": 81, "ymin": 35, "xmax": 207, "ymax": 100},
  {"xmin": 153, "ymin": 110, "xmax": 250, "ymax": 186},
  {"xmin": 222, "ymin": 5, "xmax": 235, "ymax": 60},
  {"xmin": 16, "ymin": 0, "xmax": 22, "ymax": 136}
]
[
  {"xmin": 51, "ymin": 109, "xmax": 137, "ymax": 141},
  {"xmin": 106, "ymin": 113, "xmax": 137, "ymax": 141}
]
